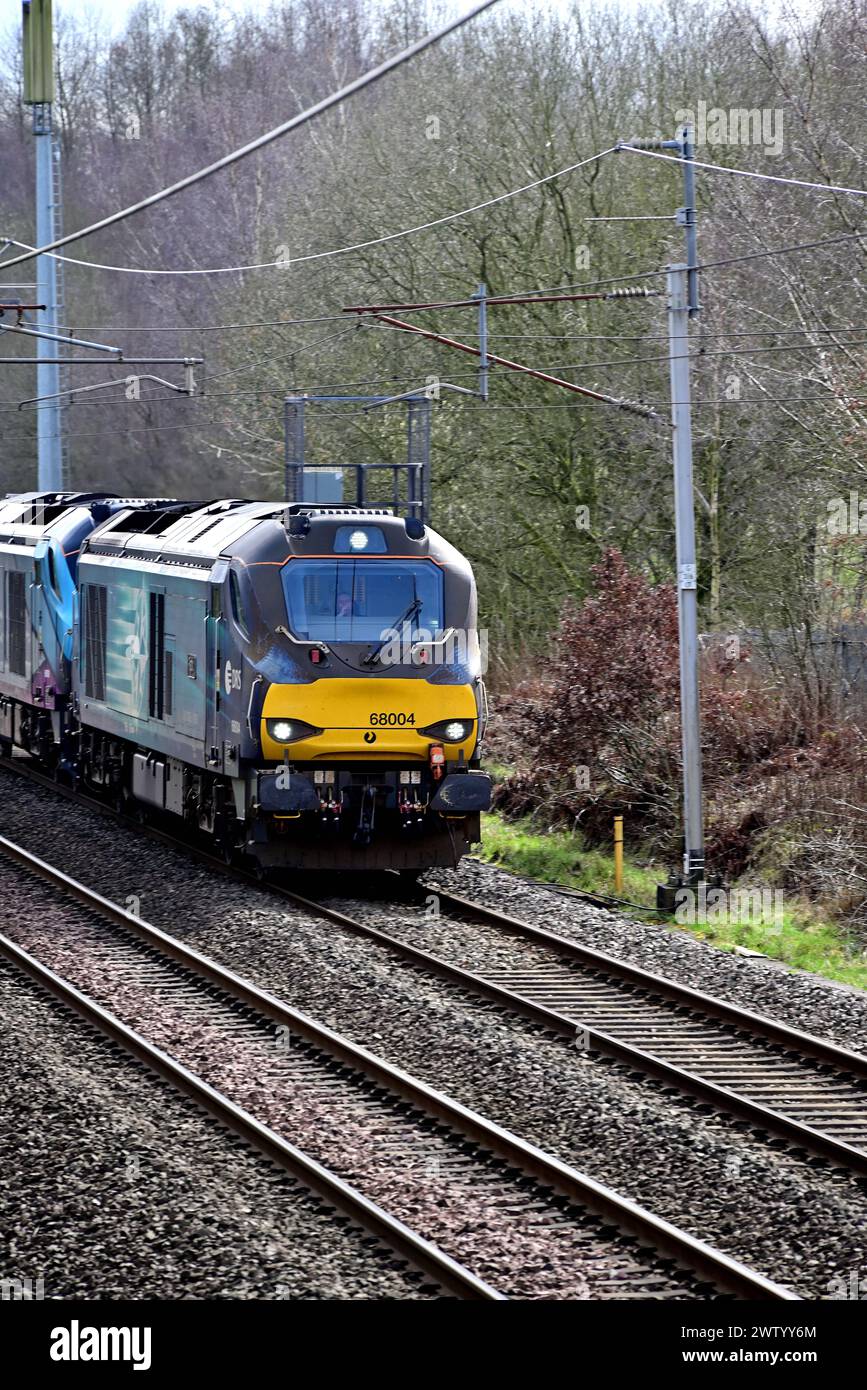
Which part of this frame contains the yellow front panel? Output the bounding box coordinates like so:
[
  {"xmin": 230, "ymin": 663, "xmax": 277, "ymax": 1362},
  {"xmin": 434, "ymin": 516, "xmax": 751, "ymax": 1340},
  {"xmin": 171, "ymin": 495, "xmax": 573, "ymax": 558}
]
[{"xmin": 261, "ymin": 678, "xmax": 477, "ymax": 761}]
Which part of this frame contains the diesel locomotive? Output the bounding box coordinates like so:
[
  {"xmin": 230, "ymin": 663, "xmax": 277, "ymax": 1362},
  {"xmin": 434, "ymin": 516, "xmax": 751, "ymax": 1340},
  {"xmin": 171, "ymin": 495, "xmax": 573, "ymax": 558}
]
[{"xmin": 0, "ymin": 492, "xmax": 491, "ymax": 872}]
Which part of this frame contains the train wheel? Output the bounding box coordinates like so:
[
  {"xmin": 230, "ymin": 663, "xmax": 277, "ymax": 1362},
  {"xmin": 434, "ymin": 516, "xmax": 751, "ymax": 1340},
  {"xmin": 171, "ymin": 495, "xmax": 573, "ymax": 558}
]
[
  {"xmin": 216, "ymin": 834, "xmax": 237, "ymax": 866},
  {"xmin": 397, "ymin": 869, "xmax": 421, "ymax": 896}
]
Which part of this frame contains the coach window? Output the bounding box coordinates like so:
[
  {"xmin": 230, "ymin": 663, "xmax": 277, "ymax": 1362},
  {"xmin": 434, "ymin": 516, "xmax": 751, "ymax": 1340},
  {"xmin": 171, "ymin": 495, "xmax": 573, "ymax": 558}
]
[{"xmin": 229, "ymin": 570, "xmax": 250, "ymax": 640}]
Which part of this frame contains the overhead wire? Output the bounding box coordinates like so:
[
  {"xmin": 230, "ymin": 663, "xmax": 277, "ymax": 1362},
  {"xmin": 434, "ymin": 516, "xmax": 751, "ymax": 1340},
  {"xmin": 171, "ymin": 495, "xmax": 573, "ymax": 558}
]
[
  {"xmin": 3, "ymin": 114, "xmax": 865, "ymax": 433},
  {"xmin": 0, "ymin": 144, "xmax": 621, "ymax": 277},
  {"xmin": 0, "ymin": 0, "xmax": 503, "ymax": 274},
  {"xmin": 618, "ymin": 144, "xmax": 867, "ymax": 199},
  {"xmin": 4, "ymin": 320, "xmax": 866, "ymax": 413}
]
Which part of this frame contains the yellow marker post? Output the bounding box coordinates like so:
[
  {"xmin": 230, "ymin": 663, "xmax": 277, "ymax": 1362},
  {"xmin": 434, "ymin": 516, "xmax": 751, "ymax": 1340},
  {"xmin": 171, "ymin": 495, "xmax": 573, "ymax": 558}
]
[{"xmin": 613, "ymin": 815, "xmax": 624, "ymax": 896}]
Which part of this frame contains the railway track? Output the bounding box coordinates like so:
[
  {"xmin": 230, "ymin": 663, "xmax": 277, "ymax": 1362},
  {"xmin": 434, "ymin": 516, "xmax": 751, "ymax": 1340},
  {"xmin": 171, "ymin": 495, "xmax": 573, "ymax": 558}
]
[
  {"xmin": 0, "ymin": 831, "xmax": 797, "ymax": 1301},
  {"xmin": 5, "ymin": 752, "xmax": 867, "ymax": 1174},
  {"xmin": 292, "ymin": 877, "xmax": 867, "ymax": 1177}
]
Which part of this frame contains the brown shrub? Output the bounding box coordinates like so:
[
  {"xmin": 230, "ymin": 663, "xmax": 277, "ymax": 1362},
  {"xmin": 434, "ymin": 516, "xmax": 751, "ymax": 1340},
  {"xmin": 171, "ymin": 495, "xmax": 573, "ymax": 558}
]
[{"xmin": 488, "ymin": 549, "xmax": 867, "ymax": 894}]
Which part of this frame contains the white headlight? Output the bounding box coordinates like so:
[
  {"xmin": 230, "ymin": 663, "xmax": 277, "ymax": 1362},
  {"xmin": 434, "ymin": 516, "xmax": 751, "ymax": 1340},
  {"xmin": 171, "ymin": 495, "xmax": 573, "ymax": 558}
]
[
  {"xmin": 348, "ymin": 529, "xmax": 369, "ymax": 551},
  {"xmin": 271, "ymin": 720, "xmax": 294, "ymax": 741},
  {"xmin": 444, "ymin": 721, "xmax": 468, "ymax": 741}
]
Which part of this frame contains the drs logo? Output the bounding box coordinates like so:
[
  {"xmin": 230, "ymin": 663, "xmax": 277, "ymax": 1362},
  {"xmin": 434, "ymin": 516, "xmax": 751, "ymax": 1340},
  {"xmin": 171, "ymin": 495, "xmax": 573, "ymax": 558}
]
[{"xmin": 369, "ymin": 712, "xmax": 415, "ymax": 726}]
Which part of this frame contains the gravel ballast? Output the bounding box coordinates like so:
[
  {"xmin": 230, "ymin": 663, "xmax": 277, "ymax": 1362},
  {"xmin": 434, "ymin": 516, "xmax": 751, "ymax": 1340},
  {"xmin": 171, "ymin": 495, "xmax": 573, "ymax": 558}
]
[
  {"xmin": 1, "ymin": 766, "xmax": 866, "ymax": 1299},
  {"xmin": 0, "ymin": 955, "xmax": 432, "ymax": 1300},
  {"xmin": 2, "ymin": 863, "xmax": 712, "ymax": 1302}
]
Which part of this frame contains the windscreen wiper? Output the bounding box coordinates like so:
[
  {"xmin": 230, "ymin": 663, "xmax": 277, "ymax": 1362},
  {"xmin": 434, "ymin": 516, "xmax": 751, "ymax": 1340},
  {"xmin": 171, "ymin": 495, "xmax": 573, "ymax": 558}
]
[{"xmin": 363, "ymin": 596, "xmax": 422, "ymax": 666}]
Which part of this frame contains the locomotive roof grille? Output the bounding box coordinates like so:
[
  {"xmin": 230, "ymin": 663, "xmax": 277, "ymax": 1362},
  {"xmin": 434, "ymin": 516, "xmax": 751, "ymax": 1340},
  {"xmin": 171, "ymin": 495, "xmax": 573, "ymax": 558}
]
[
  {"xmin": 109, "ymin": 502, "xmax": 207, "ymax": 535},
  {"xmin": 284, "ymin": 505, "xmax": 395, "ymax": 517},
  {"xmin": 14, "ymin": 504, "xmax": 70, "ymax": 526},
  {"xmin": 82, "ymin": 500, "xmax": 288, "ymax": 566},
  {"xmin": 101, "ymin": 499, "xmax": 282, "ymax": 542}
]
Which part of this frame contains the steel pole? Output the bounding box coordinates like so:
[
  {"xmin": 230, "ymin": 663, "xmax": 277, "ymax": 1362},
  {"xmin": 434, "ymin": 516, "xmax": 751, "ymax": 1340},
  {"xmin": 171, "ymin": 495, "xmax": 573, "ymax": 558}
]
[
  {"xmin": 283, "ymin": 397, "xmax": 305, "ymax": 503},
  {"xmin": 474, "ymin": 281, "xmax": 488, "ymax": 401},
  {"xmin": 667, "ymin": 264, "xmax": 704, "ymax": 880},
  {"xmin": 680, "ymin": 124, "xmax": 700, "ymax": 317},
  {"xmin": 34, "ymin": 103, "xmax": 62, "ymax": 490}
]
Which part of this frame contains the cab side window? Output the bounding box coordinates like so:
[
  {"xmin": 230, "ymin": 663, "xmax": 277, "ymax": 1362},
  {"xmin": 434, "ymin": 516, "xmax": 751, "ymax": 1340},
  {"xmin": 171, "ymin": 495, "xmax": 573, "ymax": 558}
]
[
  {"xmin": 229, "ymin": 571, "xmax": 250, "ymax": 640},
  {"xmin": 46, "ymin": 546, "xmax": 61, "ymax": 598}
]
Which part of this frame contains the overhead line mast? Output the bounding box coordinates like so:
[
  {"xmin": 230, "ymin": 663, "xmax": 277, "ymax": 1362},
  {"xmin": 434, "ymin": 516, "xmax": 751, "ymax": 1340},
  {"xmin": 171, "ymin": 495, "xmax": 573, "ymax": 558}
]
[
  {"xmin": 618, "ymin": 128, "xmax": 706, "ymax": 898},
  {"xmin": 20, "ymin": 0, "xmax": 65, "ymax": 488}
]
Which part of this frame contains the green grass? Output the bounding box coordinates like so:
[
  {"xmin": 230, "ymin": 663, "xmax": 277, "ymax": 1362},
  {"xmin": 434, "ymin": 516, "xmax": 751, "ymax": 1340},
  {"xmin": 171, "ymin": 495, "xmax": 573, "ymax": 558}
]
[
  {"xmin": 477, "ymin": 811, "xmax": 661, "ymax": 902},
  {"xmin": 475, "ymin": 812, "xmax": 867, "ymax": 991}
]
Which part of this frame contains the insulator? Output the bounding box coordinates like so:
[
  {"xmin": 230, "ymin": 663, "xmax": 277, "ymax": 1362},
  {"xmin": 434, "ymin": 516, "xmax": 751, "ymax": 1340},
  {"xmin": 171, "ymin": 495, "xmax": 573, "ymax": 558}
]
[
  {"xmin": 616, "ymin": 397, "xmax": 659, "ymax": 419},
  {"xmin": 603, "ymin": 286, "xmax": 659, "ymax": 299}
]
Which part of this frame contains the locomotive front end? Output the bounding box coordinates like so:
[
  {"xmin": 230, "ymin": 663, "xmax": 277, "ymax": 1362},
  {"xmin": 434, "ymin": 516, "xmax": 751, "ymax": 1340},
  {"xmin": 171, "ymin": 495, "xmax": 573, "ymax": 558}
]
[{"xmin": 239, "ymin": 508, "xmax": 492, "ymax": 870}]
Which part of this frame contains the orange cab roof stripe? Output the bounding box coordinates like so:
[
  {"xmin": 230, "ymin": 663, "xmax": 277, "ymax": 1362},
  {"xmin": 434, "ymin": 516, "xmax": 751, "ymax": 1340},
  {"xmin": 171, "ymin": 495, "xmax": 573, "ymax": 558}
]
[
  {"xmin": 241, "ymin": 554, "xmax": 445, "ymax": 568},
  {"xmin": 280, "ymin": 554, "xmax": 445, "ymax": 566}
]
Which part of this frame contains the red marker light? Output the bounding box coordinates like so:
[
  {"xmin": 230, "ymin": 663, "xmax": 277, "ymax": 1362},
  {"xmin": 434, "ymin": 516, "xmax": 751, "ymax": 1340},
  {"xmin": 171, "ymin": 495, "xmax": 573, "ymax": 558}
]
[
  {"xmin": 310, "ymin": 648, "xmax": 321, "ymax": 664},
  {"xmin": 429, "ymin": 743, "xmax": 446, "ymax": 780}
]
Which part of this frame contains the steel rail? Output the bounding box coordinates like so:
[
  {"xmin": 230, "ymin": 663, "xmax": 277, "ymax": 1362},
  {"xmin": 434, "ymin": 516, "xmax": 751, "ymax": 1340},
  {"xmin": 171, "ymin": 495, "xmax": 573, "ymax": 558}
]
[
  {"xmin": 0, "ymin": 934, "xmax": 500, "ymax": 1302},
  {"xmin": 0, "ymin": 830, "xmax": 797, "ymax": 1301},
  {"xmin": 2, "ymin": 755, "xmax": 866, "ymax": 1176},
  {"xmin": 433, "ymin": 885, "xmax": 867, "ymax": 1077},
  {"xmin": 277, "ymin": 875, "xmax": 867, "ymax": 1177}
]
